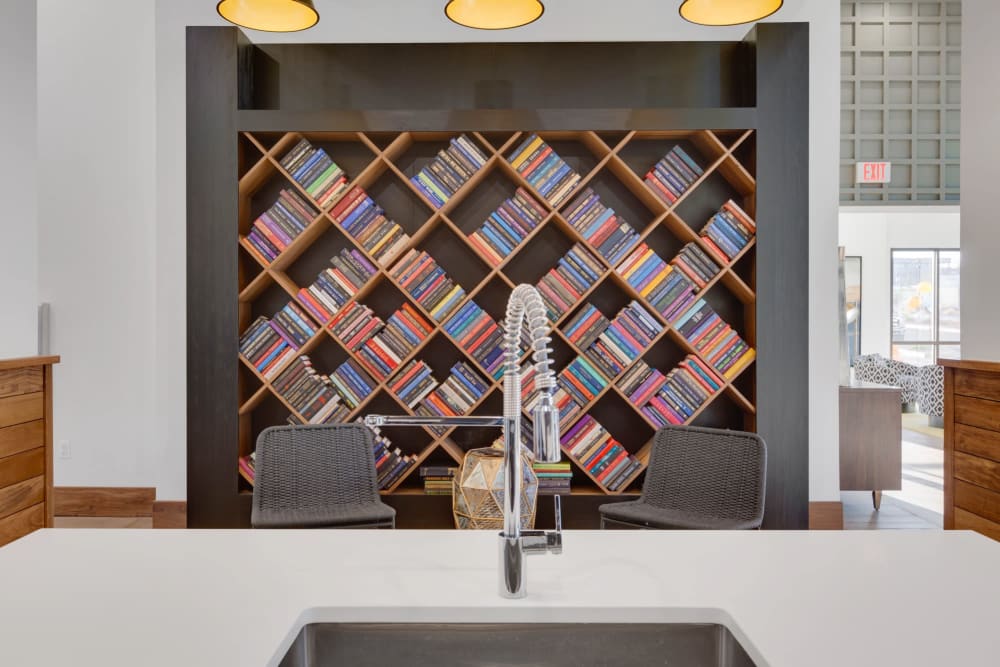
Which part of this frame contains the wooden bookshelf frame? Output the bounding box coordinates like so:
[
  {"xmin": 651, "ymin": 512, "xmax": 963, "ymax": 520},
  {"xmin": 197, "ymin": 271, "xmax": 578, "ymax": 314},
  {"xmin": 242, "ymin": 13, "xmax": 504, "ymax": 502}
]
[
  {"xmin": 188, "ymin": 26, "xmax": 809, "ymax": 529},
  {"xmin": 237, "ymin": 128, "xmax": 758, "ymax": 498}
]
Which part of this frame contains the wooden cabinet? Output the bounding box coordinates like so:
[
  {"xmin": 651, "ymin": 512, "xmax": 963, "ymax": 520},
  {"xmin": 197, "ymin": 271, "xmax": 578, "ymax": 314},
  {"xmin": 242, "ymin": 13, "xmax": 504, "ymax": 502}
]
[
  {"xmin": 941, "ymin": 358, "xmax": 1000, "ymax": 541},
  {"xmin": 839, "ymin": 381, "xmax": 902, "ymax": 509},
  {"xmin": 0, "ymin": 356, "xmax": 59, "ymax": 547}
]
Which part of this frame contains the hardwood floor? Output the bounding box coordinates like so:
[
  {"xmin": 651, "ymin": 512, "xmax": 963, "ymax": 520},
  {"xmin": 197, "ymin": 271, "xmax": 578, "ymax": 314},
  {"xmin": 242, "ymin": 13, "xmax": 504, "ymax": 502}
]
[{"xmin": 843, "ymin": 413, "xmax": 943, "ymax": 530}]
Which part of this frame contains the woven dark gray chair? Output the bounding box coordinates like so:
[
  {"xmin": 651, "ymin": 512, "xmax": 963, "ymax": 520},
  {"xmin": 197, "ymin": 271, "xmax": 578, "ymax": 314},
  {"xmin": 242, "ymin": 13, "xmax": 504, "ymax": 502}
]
[
  {"xmin": 251, "ymin": 424, "xmax": 396, "ymax": 529},
  {"xmin": 598, "ymin": 425, "xmax": 766, "ymax": 530}
]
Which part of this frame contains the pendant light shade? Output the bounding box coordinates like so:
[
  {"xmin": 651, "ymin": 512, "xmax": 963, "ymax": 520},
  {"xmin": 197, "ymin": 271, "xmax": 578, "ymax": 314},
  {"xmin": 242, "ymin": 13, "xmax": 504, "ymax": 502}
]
[
  {"xmin": 445, "ymin": 0, "xmax": 544, "ymax": 30},
  {"xmin": 217, "ymin": 0, "xmax": 319, "ymax": 33},
  {"xmin": 679, "ymin": 0, "xmax": 783, "ymax": 26}
]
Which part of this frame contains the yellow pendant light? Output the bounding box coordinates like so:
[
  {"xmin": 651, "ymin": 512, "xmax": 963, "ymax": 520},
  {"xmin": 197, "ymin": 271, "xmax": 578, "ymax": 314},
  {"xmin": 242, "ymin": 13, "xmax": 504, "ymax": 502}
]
[
  {"xmin": 445, "ymin": 0, "xmax": 545, "ymax": 30},
  {"xmin": 217, "ymin": 0, "xmax": 319, "ymax": 33},
  {"xmin": 679, "ymin": 0, "xmax": 783, "ymax": 26}
]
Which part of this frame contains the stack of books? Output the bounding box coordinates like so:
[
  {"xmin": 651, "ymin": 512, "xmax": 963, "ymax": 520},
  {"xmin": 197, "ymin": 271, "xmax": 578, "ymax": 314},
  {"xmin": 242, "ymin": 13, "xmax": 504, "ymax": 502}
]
[
  {"xmin": 389, "ymin": 359, "xmax": 438, "ymax": 408},
  {"xmin": 618, "ymin": 361, "xmax": 668, "ymax": 408},
  {"xmin": 467, "ymin": 187, "xmax": 547, "ymax": 266},
  {"xmin": 280, "ymin": 138, "xmax": 351, "ymax": 209},
  {"xmin": 674, "ymin": 300, "xmax": 756, "ymax": 379},
  {"xmin": 617, "ymin": 243, "xmax": 697, "ymax": 321},
  {"xmin": 584, "ymin": 301, "xmax": 663, "ymax": 380},
  {"xmin": 384, "ymin": 304, "xmax": 434, "ymax": 353},
  {"xmin": 533, "ymin": 460, "xmax": 572, "ymax": 495},
  {"xmin": 443, "ymin": 300, "xmax": 504, "ymax": 380},
  {"xmin": 239, "ymin": 302, "xmax": 317, "ymax": 380},
  {"xmin": 328, "ymin": 359, "xmax": 377, "ymax": 409},
  {"xmin": 558, "ymin": 356, "xmax": 610, "ymax": 406},
  {"xmin": 410, "ymin": 134, "xmax": 490, "ymax": 208},
  {"xmin": 238, "ymin": 453, "xmax": 255, "ymax": 486},
  {"xmin": 330, "ymin": 185, "xmax": 411, "ymax": 266},
  {"xmin": 297, "ymin": 248, "xmax": 378, "ymax": 323},
  {"xmin": 354, "ymin": 304, "xmax": 434, "ymax": 381},
  {"xmin": 389, "ymin": 249, "xmax": 467, "ymax": 322},
  {"xmin": 368, "ymin": 423, "xmax": 418, "ymax": 490},
  {"xmin": 420, "ymin": 466, "xmax": 456, "ymax": 495},
  {"xmin": 271, "ymin": 355, "xmax": 350, "ymax": 424},
  {"xmin": 416, "ymin": 362, "xmax": 491, "ymax": 436},
  {"xmin": 560, "ymin": 415, "xmax": 641, "ymax": 492},
  {"xmin": 536, "ymin": 243, "xmax": 604, "ymax": 322},
  {"xmin": 562, "ymin": 188, "xmax": 641, "ymax": 265},
  {"xmin": 670, "ymin": 241, "xmax": 721, "ymax": 290},
  {"xmin": 563, "ymin": 303, "xmax": 611, "ymax": 351},
  {"xmin": 329, "ymin": 302, "xmax": 383, "ymax": 352},
  {"xmin": 507, "ymin": 134, "xmax": 582, "ymax": 206},
  {"xmin": 644, "ymin": 145, "xmax": 704, "ymax": 206},
  {"xmin": 640, "ymin": 355, "xmax": 724, "ymax": 427},
  {"xmin": 244, "ymin": 189, "xmax": 317, "ymax": 265},
  {"xmin": 699, "ymin": 200, "xmax": 757, "ymax": 264}
]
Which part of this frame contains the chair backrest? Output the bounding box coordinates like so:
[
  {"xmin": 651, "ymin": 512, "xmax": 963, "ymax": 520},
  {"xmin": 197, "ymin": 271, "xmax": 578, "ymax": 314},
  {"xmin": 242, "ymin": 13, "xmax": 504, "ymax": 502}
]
[
  {"xmin": 251, "ymin": 424, "xmax": 380, "ymax": 526},
  {"xmin": 641, "ymin": 425, "xmax": 767, "ymax": 526},
  {"xmin": 917, "ymin": 363, "xmax": 945, "ymax": 417}
]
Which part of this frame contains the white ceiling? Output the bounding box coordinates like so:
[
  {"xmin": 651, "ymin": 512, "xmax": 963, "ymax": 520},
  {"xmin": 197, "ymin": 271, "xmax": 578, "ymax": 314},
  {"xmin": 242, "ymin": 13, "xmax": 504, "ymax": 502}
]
[{"xmin": 181, "ymin": 0, "xmax": 811, "ymax": 44}]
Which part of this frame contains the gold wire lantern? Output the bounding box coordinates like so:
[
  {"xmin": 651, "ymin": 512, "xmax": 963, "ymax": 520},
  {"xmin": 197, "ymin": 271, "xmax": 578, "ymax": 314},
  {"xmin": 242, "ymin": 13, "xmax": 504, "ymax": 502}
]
[{"xmin": 453, "ymin": 440, "xmax": 538, "ymax": 530}]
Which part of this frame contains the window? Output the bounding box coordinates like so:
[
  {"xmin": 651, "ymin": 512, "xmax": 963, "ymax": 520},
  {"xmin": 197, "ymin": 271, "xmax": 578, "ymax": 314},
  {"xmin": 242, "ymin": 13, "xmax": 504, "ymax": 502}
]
[{"xmin": 891, "ymin": 249, "xmax": 960, "ymax": 365}]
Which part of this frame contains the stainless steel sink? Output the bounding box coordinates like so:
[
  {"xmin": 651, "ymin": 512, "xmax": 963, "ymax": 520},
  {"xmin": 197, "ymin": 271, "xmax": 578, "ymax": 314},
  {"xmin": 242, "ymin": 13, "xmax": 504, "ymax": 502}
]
[{"xmin": 277, "ymin": 622, "xmax": 758, "ymax": 666}]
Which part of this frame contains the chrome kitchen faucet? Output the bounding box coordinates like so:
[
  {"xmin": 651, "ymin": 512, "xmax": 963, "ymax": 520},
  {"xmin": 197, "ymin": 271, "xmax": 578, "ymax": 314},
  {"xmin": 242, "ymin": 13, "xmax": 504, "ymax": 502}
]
[{"xmin": 366, "ymin": 283, "xmax": 562, "ymax": 598}]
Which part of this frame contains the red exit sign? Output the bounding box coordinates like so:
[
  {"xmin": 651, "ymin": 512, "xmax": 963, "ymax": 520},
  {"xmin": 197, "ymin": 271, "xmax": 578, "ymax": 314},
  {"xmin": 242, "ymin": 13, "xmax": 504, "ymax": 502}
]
[{"xmin": 855, "ymin": 161, "xmax": 891, "ymax": 184}]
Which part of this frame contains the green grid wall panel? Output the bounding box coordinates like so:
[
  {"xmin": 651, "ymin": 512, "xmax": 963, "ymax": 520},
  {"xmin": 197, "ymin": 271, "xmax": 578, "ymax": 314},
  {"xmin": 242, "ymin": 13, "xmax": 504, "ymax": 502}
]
[{"xmin": 841, "ymin": 1, "xmax": 961, "ymax": 203}]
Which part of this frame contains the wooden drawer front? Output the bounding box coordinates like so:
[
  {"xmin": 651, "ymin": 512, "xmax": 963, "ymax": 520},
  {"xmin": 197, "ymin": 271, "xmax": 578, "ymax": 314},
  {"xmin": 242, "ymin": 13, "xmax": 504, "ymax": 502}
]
[
  {"xmin": 0, "ymin": 392, "xmax": 44, "ymax": 429},
  {"xmin": 954, "ymin": 508, "xmax": 1000, "ymax": 542},
  {"xmin": 0, "ymin": 420, "xmax": 45, "ymax": 460},
  {"xmin": 954, "ymin": 451, "xmax": 1000, "ymax": 492},
  {"xmin": 955, "ymin": 369, "xmax": 1000, "ymax": 402},
  {"xmin": 0, "ymin": 448, "xmax": 45, "ymax": 489},
  {"xmin": 955, "ymin": 423, "xmax": 1000, "ymax": 463},
  {"xmin": 0, "ymin": 503, "xmax": 44, "ymax": 547},
  {"xmin": 954, "ymin": 395, "xmax": 1000, "ymax": 433},
  {"xmin": 0, "ymin": 475, "xmax": 44, "ymax": 521},
  {"xmin": 0, "ymin": 367, "xmax": 42, "ymax": 399},
  {"xmin": 955, "ymin": 480, "xmax": 1000, "ymax": 525}
]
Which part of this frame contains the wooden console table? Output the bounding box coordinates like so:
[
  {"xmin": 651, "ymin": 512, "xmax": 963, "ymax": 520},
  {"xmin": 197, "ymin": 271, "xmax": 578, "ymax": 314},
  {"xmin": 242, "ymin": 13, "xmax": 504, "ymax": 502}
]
[
  {"xmin": 840, "ymin": 381, "xmax": 902, "ymax": 510},
  {"xmin": 0, "ymin": 356, "xmax": 59, "ymax": 546},
  {"xmin": 940, "ymin": 358, "xmax": 1000, "ymax": 541}
]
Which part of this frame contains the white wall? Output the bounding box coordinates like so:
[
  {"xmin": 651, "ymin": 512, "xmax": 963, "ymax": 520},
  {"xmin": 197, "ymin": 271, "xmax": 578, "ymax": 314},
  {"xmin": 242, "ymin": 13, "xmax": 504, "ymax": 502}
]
[
  {"xmin": 37, "ymin": 1, "xmax": 158, "ymax": 489},
  {"xmin": 27, "ymin": 0, "xmax": 839, "ymax": 503},
  {"xmin": 0, "ymin": 0, "xmax": 38, "ymax": 359},
  {"xmin": 961, "ymin": 1, "xmax": 1000, "ymax": 362},
  {"xmin": 839, "ymin": 206, "xmax": 961, "ymax": 358}
]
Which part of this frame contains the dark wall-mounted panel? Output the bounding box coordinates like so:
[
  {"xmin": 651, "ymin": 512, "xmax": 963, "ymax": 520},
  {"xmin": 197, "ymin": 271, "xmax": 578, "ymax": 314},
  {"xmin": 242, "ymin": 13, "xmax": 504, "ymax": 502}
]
[{"xmin": 243, "ymin": 42, "xmax": 756, "ymax": 111}]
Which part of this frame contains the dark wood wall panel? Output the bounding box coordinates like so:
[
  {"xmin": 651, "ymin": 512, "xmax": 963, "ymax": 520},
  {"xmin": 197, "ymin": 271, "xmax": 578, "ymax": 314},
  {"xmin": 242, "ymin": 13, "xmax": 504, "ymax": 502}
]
[
  {"xmin": 186, "ymin": 27, "xmax": 241, "ymax": 527},
  {"xmin": 753, "ymin": 23, "xmax": 810, "ymax": 529}
]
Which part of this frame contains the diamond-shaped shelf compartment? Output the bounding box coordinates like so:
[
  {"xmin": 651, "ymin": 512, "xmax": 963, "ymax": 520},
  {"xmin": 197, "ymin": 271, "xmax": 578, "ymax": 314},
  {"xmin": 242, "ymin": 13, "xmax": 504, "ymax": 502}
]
[
  {"xmin": 382, "ymin": 132, "xmax": 494, "ymax": 213},
  {"xmin": 501, "ymin": 132, "xmax": 611, "ymax": 209},
  {"xmin": 237, "ymin": 129, "xmax": 757, "ymax": 499},
  {"xmin": 388, "ymin": 223, "xmax": 490, "ymax": 324},
  {"xmin": 445, "ymin": 163, "xmax": 551, "ymax": 269}
]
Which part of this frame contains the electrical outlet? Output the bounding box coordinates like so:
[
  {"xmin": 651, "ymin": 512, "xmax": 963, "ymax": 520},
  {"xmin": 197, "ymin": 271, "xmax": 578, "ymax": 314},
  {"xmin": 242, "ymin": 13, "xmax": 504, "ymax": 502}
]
[{"xmin": 59, "ymin": 440, "xmax": 71, "ymax": 460}]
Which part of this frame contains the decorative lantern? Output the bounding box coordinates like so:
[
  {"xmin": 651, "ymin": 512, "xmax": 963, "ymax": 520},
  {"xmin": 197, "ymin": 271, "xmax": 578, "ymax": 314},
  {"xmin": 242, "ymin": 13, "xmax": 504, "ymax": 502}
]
[{"xmin": 453, "ymin": 440, "xmax": 538, "ymax": 530}]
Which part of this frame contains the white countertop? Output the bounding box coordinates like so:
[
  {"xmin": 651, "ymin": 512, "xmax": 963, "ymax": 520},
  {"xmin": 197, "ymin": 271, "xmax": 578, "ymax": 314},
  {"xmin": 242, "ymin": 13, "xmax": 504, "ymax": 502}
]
[{"xmin": 0, "ymin": 529, "xmax": 997, "ymax": 666}]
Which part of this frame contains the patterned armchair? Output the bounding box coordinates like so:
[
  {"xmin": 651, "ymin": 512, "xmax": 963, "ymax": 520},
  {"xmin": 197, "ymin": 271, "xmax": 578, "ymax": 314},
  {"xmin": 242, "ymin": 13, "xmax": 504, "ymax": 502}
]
[
  {"xmin": 917, "ymin": 364, "xmax": 944, "ymax": 427},
  {"xmin": 854, "ymin": 354, "xmax": 920, "ymax": 408}
]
